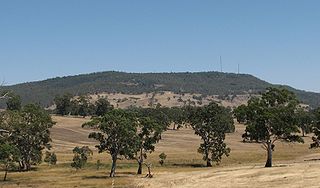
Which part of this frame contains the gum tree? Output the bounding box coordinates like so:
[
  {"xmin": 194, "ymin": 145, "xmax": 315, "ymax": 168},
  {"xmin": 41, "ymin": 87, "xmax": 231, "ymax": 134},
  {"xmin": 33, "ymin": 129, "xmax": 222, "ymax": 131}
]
[
  {"xmin": 242, "ymin": 88, "xmax": 303, "ymax": 167},
  {"xmin": 86, "ymin": 109, "xmax": 139, "ymax": 177},
  {"xmin": 188, "ymin": 102, "xmax": 234, "ymax": 167}
]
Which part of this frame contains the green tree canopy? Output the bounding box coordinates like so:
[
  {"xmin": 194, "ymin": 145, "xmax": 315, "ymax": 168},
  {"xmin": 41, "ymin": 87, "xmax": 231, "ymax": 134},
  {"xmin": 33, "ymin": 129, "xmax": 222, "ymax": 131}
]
[
  {"xmin": 242, "ymin": 88, "xmax": 303, "ymax": 167},
  {"xmin": 6, "ymin": 93, "xmax": 22, "ymax": 111},
  {"xmin": 188, "ymin": 102, "xmax": 234, "ymax": 167},
  {"xmin": 0, "ymin": 104, "xmax": 55, "ymax": 171},
  {"xmin": 86, "ymin": 109, "xmax": 139, "ymax": 177},
  {"xmin": 135, "ymin": 116, "xmax": 162, "ymax": 175},
  {"xmin": 95, "ymin": 97, "xmax": 113, "ymax": 116}
]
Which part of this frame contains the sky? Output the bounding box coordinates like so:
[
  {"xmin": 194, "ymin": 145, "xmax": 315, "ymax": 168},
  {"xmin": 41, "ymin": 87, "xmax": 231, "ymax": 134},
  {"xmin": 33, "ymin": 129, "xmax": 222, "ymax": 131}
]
[{"xmin": 0, "ymin": 0, "xmax": 320, "ymax": 92}]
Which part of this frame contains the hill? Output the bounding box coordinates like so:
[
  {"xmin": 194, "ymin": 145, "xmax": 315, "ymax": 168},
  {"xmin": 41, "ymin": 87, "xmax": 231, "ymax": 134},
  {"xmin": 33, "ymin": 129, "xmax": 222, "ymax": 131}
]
[{"xmin": 1, "ymin": 71, "xmax": 320, "ymax": 108}]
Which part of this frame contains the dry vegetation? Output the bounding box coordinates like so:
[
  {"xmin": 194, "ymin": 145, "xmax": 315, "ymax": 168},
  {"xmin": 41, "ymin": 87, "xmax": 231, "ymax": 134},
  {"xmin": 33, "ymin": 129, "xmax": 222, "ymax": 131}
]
[
  {"xmin": 88, "ymin": 91, "xmax": 252, "ymax": 109},
  {"xmin": 1, "ymin": 116, "xmax": 320, "ymax": 188}
]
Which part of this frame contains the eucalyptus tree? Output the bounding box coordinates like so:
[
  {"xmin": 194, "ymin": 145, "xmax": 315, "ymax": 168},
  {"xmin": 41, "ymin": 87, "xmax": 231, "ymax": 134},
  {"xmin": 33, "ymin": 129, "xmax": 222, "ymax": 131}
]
[
  {"xmin": 188, "ymin": 102, "xmax": 234, "ymax": 167},
  {"xmin": 86, "ymin": 109, "xmax": 139, "ymax": 177},
  {"xmin": 135, "ymin": 117, "xmax": 162, "ymax": 175},
  {"xmin": 0, "ymin": 104, "xmax": 55, "ymax": 171},
  {"xmin": 242, "ymin": 88, "xmax": 303, "ymax": 167}
]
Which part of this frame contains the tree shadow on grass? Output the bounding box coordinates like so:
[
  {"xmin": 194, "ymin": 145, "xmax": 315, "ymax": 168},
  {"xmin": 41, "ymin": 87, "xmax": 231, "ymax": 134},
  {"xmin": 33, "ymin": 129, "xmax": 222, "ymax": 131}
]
[
  {"xmin": 83, "ymin": 172, "xmax": 136, "ymax": 180},
  {"xmin": 172, "ymin": 163, "xmax": 207, "ymax": 168}
]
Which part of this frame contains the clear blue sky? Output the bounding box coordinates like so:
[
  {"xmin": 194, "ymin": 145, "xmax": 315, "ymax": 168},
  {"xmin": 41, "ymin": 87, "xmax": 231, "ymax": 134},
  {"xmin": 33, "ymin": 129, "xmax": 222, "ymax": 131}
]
[{"xmin": 1, "ymin": 0, "xmax": 319, "ymax": 92}]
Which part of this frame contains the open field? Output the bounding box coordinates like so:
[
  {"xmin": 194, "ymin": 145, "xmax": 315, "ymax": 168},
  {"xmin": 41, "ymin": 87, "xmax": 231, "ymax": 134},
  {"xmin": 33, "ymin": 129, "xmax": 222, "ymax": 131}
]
[{"xmin": 1, "ymin": 115, "xmax": 320, "ymax": 187}]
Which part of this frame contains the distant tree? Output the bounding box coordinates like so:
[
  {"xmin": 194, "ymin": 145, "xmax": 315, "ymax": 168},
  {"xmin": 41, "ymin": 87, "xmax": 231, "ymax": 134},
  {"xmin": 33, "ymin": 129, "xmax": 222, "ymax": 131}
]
[
  {"xmin": 71, "ymin": 146, "xmax": 92, "ymax": 170},
  {"xmin": 242, "ymin": 88, "xmax": 303, "ymax": 167},
  {"xmin": 296, "ymin": 108, "xmax": 313, "ymax": 137},
  {"xmin": 76, "ymin": 95, "xmax": 91, "ymax": 117},
  {"xmin": 0, "ymin": 143, "xmax": 20, "ymax": 181},
  {"xmin": 310, "ymin": 107, "xmax": 320, "ymax": 149},
  {"xmin": 86, "ymin": 109, "xmax": 139, "ymax": 177},
  {"xmin": 233, "ymin": 104, "xmax": 247, "ymax": 124},
  {"xmin": 169, "ymin": 107, "xmax": 188, "ymax": 130},
  {"xmin": 188, "ymin": 102, "xmax": 234, "ymax": 167},
  {"xmin": 54, "ymin": 93, "xmax": 73, "ymax": 115},
  {"xmin": 44, "ymin": 151, "xmax": 57, "ymax": 165},
  {"xmin": 159, "ymin": 152, "xmax": 167, "ymax": 166},
  {"xmin": 95, "ymin": 98, "xmax": 113, "ymax": 116},
  {"xmin": 6, "ymin": 93, "xmax": 21, "ymax": 111},
  {"xmin": 135, "ymin": 117, "xmax": 162, "ymax": 175},
  {"xmin": 0, "ymin": 104, "xmax": 55, "ymax": 171},
  {"xmin": 96, "ymin": 160, "xmax": 102, "ymax": 170}
]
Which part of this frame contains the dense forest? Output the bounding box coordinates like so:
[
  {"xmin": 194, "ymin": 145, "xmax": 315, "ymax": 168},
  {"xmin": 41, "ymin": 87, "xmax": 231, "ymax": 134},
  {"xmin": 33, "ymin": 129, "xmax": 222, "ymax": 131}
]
[{"xmin": 1, "ymin": 71, "xmax": 319, "ymax": 108}]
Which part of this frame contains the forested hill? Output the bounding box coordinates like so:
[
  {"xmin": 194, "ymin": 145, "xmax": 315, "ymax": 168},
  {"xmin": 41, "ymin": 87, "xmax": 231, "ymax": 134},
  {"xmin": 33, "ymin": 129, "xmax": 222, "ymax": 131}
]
[{"xmin": 1, "ymin": 71, "xmax": 320, "ymax": 108}]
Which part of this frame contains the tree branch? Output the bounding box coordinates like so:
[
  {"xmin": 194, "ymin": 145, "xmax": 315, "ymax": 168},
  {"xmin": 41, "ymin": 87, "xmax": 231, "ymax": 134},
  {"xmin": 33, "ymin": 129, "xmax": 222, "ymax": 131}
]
[{"xmin": 261, "ymin": 142, "xmax": 268, "ymax": 151}]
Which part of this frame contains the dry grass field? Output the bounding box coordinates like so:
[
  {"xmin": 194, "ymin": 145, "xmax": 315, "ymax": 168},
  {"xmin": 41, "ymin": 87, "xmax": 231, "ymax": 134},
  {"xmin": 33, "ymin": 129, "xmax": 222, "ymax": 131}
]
[{"xmin": 1, "ymin": 115, "xmax": 320, "ymax": 188}]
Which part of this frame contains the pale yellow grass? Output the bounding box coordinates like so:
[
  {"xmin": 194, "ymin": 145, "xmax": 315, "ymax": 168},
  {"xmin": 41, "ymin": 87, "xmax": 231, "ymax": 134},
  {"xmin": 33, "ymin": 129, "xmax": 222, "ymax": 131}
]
[{"xmin": 1, "ymin": 116, "xmax": 320, "ymax": 188}]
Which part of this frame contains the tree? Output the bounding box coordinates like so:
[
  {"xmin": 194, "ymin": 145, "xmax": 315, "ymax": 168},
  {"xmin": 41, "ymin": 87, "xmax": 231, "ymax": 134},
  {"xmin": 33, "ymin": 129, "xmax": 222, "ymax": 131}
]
[
  {"xmin": 296, "ymin": 107, "xmax": 313, "ymax": 137},
  {"xmin": 0, "ymin": 143, "xmax": 20, "ymax": 181},
  {"xmin": 6, "ymin": 93, "xmax": 21, "ymax": 111},
  {"xmin": 310, "ymin": 107, "xmax": 320, "ymax": 149},
  {"xmin": 54, "ymin": 93, "xmax": 73, "ymax": 115},
  {"xmin": 168, "ymin": 107, "xmax": 187, "ymax": 130},
  {"xmin": 159, "ymin": 152, "xmax": 167, "ymax": 166},
  {"xmin": 76, "ymin": 95, "xmax": 91, "ymax": 117},
  {"xmin": 135, "ymin": 117, "xmax": 162, "ymax": 175},
  {"xmin": 44, "ymin": 151, "xmax": 57, "ymax": 165},
  {"xmin": 71, "ymin": 146, "xmax": 92, "ymax": 170},
  {"xmin": 86, "ymin": 109, "xmax": 139, "ymax": 177},
  {"xmin": 242, "ymin": 88, "xmax": 304, "ymax": 167},
  {"xmin": 95, "ymin": 97, "xmax": 113, "ymax": 116},
  {"xmin": 233, "ymin": 104, "xmax": 247, "ymax": 124},
  {"xmin": 188, "ymin": 102, "xmax": 234, "ymax": 167},
  {"xmin": 0, "ymin": 104, "xmax": 55, "ymax": 171}
]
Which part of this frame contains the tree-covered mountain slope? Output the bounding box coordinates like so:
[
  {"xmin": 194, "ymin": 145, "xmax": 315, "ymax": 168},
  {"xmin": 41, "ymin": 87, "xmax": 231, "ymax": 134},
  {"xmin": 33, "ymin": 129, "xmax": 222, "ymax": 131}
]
[{"xmin": 1, "ymin": 71, "xmax": 319, "ymax": 108}]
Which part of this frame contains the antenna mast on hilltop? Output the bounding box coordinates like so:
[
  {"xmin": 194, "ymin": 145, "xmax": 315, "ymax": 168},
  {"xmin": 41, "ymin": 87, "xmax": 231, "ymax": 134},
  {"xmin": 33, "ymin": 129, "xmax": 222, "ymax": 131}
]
[{"xmin": 220, "ymin": 56, "xmax": 223, "ymax": 72}]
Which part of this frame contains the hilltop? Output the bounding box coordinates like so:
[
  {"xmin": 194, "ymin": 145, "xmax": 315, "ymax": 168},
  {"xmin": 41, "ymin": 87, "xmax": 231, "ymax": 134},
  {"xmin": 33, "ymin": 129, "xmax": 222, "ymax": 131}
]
[{"xmin": 1, "ymin": 71, "xmax": 320, "ymax": 108}]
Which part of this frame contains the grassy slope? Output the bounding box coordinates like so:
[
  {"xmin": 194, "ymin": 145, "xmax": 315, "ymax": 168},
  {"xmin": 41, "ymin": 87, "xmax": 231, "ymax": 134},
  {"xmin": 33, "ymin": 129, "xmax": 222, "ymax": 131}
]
[{"xmin": 1, "ymin": 116, "xmax": 320, "ymax": 187}]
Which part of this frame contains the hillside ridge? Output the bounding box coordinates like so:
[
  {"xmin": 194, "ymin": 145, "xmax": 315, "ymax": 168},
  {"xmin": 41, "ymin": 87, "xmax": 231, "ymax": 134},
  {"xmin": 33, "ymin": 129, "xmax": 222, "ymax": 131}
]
[{"xmin": 1, "ymin": 71, "xmax": 319, "ymax": 108}]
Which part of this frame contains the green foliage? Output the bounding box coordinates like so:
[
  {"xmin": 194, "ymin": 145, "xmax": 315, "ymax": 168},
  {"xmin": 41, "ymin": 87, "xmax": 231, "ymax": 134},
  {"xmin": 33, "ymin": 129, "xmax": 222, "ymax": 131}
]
[
  {"xmin": 188, "ymin": 102, "xmax": 234, "ymax": 167},
  {"xmin": 44, "ymin": 151, "xmax": 57, "ymax": 165},
  {"xmin": 54, "ymin": 93, "xmax": 73, "ymax": 115},
  {"xmin": 87, "ymin": 109, "xmax": 140, "ymax": 177},
  {"xmin": 159, "ymin": 152, "xmax": 167, "ymax": 166},
  {"xmin": 295, "ymin": 107, "xmax": 313, "ymax": 137},
  {"xmin": 6, "ymin": 93, "xmax": 21, "ymax": 111},
  {"xmin": 233, "ymin": 104, "xmax": 247, "ymax": 124},
  {"xmin": 241, "ymin": 88, "xmax": 303, "ymax": 167},
  {"xmin": 135, "ymin": 116, "xmax": 163, "ymax": 174},
  {"xmin": 95, "ymin": 97, "xmax": 113, "ymax": 116},
  {"xmin": 310, "ymin": 107, "xmax": 320, "ymax": 149},
  {"xmin": 2, "ymin": 71, "xmax": 319, "ymax": 108},
  {"xmin": 0, "ymin": 143, "xmax": 20, "ymax": 181},
  {"xmin": 0, "ymin": 104, "xmax": 55, "ymax": 171},
  {"xmin": 71, "ymin": 146, "xmax": 92, "ymax": 170}
]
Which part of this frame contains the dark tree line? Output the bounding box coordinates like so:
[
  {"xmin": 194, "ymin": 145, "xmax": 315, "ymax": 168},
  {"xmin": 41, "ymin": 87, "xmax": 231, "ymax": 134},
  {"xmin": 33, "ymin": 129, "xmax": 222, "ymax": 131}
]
[{"xmin": 54, "ymin": 94, "xmax": 113, "ymax": 117}]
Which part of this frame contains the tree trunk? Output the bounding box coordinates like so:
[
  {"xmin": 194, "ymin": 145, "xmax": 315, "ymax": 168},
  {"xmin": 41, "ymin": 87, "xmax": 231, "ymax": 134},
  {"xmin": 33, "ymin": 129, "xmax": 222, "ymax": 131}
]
[
  {"xmin": 137, "ymin": 162, "xmax": 143, "ymax": 175},
  {"xmin": 302, "ymin": 128, "xmax": 305, "ymax": 137},
  {"xmin": 137, "ymin": 148, "xmax": 143, "ymax": 175},
  {"xmin": 110, "ymin": 155, "xmax": 117, "ymax": 177},
  {"xmin": 173, "ymin": 124, "xmax": 176, "ymax": 130},
  {"xmin": 206, "ymin": 160, "xmax": 212, "ymax": 167},
  {"xmin": 265, "ymin": 141, "xmax": 273, "ymax": 168},
  {"xmin": 3, "ymin": 164, "xmax": 8, "ymax": 181}
]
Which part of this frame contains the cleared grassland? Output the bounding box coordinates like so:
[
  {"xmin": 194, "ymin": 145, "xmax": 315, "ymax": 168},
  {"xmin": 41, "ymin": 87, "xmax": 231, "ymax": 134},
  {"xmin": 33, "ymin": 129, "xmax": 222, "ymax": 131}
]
[{"xmin": 1, "ymin": 115, "xmax": 320, "ymax": 188}]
